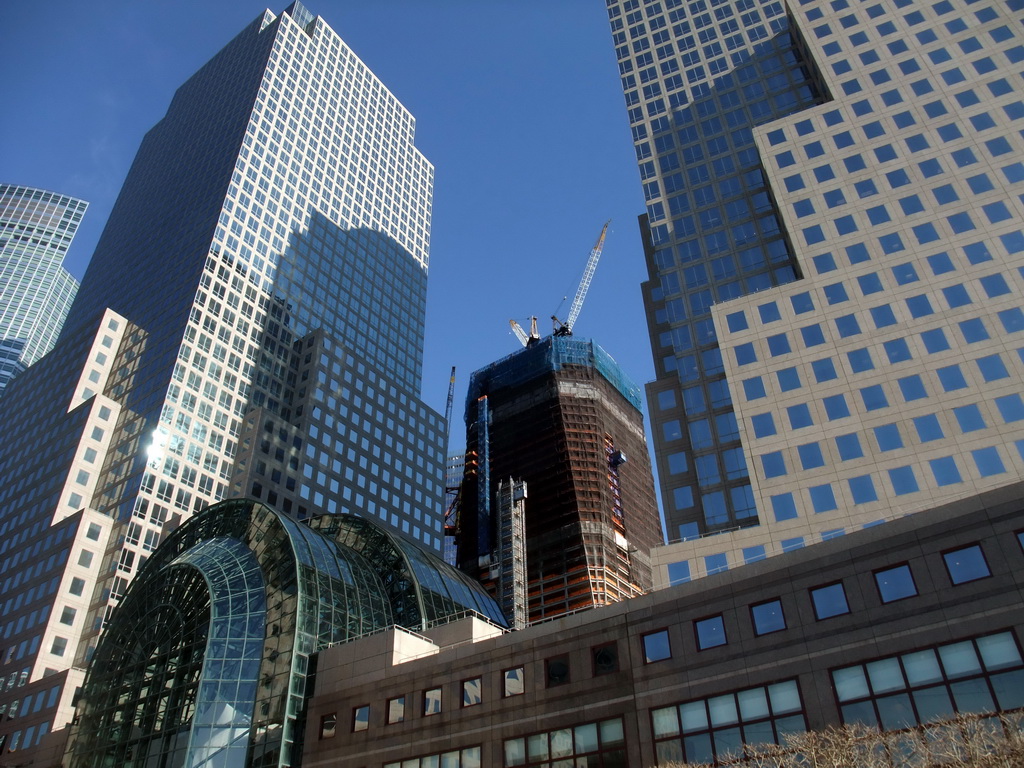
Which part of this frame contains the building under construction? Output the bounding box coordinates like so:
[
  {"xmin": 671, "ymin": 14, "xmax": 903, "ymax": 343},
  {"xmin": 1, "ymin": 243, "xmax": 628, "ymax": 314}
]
[{"xmin": 457, "ymin": 336, "xmax": 661, "ymax": 623}]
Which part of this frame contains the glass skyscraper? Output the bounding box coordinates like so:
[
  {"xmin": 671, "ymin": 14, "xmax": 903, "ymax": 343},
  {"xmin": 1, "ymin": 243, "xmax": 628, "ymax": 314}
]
[
  {"xmin": 0, "ymin": 185, "xmax": 85, "ymax": 397},
  {"xmin": 0, "ymin": 3, "xmax": 443, "ymax": 753},
  {"xmin": 609, "ymin": 0, "xmax": 1024, "ymax": 578}
]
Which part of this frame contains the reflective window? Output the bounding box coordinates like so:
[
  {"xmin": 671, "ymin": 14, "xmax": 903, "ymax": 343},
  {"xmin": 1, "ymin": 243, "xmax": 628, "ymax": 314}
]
[
  {"xmin": 751, "ymin": 599, "xmax": 786, "ymax": 636},
  {"xmin": 390, "ymin": 746, "xmax": 482, "ymax": 768},
  {"xmin": 811, "ymin": 582, "xmax": 850, "ymax": 619},
  {"xmin": 462, "ymin": 677, "xmax": 482, "ymax": 707},
  {"xmin": 644, "ymin": 630, "xmax": 672, "ymax": 663},
  {"xmin": 504, "ymin": 667, "xmax": 525, "ymax": 697},
  {"xmin": 319, "ymin": 713, "xmax": 337, "ymax": 740},
  {"xmin": 424, "ymin": 687, "xmax": 442, "ymax": 716},
  {"xmin": 874, "ymin": 564, "xmax": 917, "ymax": 603},
  {"xmin": 695, "ymin": 615, "xmax": 727, "ymax": 650},
  {"xmin": 943, "ymin": 545, "xmax": 991, "ymax": 585},
  {"xmin": 353, "ymin": 704, "xmax": 369, "ymax": 732},
  {"xmin": 387, "ymin": 696, "xmax": 405, "ymax": 724},
  {"xmin": 503, "ymin": 718, "xmax": 624, "ymax": 767}
]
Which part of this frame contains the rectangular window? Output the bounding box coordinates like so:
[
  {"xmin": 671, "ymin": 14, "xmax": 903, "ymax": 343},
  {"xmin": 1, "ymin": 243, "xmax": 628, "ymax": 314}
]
[
  {"xmin": 751, "ymin": 599, "xmax": 786, "ymax": 636},
  {"xmin": 593, "ymin": 643, "xmax": 619, "ymax": 675},
  {"xmin": 386, "ymin": 696, "xmax": 405, "ymax": 724},
  {"xmin": 546, "ymin": 655, "xmax": 571, "ymax": 687},
  {"xmin": 942, "ymin": 545, "xmax": 991, "ymax": 585},
  {"xmin": 423, "ymin": 687, "xmax": 442, "ymax": 716},
  {"xmin": 643, "ymin": 629, "xmax": 672, "ymax": 663},
  {"xmin": 319, "ymin": 713, "xmax": 337, "ymax": 740},
  {"xmin": 352, "ymin": 704, "xmax": 369, "ymax": 732},
  {"xmin": 462, "ymin": 677, "xmax": 482, "ymax": 707},
  {"xmin": 695, "ymin": 614, "xmax": 727, "ymax": 650},
  {"xmin": 503, "ymin": 667, "xmax": 524, "ymax": 697},
  {"xmin": 810, "ymin": 582, "xmax": 850, "ymax": 619},
  {"xmin": 874, "ymin": 564, "xmax": 918, "ymax": 603}
]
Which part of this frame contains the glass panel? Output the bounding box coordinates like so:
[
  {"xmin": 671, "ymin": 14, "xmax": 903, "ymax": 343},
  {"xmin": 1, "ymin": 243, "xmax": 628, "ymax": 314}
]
[
  {"xmin": 602, "ymin": 749, "xmax": 627, "ymax": 768},
  {"xmin": 742, "ymin": 719, "xmax": 776, "ymax": 747},
  {"xmin": 440, "ymin": 753, "xmax": 460, "ymax": 768},
  {"xmin": 768, "ymin": 680, "xmax": 802, "ymax": 714},
  {"xmin": 656, "ymin": 740, "xmax": 684, "ymax": 765},
  {"xmin": 680, "ymin": 701, "xmax": 708, "ymax": 733},
  {"xmin": 504, "ymin": 667, "xmax": 524, "ymax": 697},
  {"xmin": 841, "ymin": 700, "xmax": 879, "ymax": 727},
  {"xmin": 713, "ymin": 726, "xmax": 743, "ymax": 760},
  {"xmin": 737, "ymin": 687, "xmax": 769, "ymax": 720},
  {"xmin": 912, "ymin": 685, "xmax": 954, "ymax": 723},
  {"xmin": 876, "ymin": 693, "xmax": 916, "ymax": 729},
  {"xmin": 938, "ymin": 641, "xmax": 982, "ymax": 678},
  {"xmin": 424, "ymin": 688, "xmax": 441, "ymax": 716},
  {"xmin": 950, "ymin": 678, "xmax": 995, "ymax": 713},
  {"xmin": 977, "ymin": 633, "xmax": 1022, "ymax": 670},
  {"xmin": 652, "ymin": 707, "xmax": 680, "ymax": 738},
  {"xmin": 461, "ymin": 746, "xmax": 481, "ymax": 768},
  {"xmin": 600, "ymin": 718, "xmax": 624, "ymax": 747},
  {"xmin": 775, "ymin": 715, "xmax": 806, "ymax": 737},
  {"xmin": 708, "ymin": 694, "xmax": 738, "ymax": 726},
  {"xmin": 902, "ymin": 650, "xmax": 943, "ymax": 685},
  {"xmin": 505, "ymin": 741, "xmax": 528, "ymax": 768},
  {"xmin": 527, "ymin": 734, "xmax": 549, "ymax": 761},
  {"xmin": 551, "ymin": 729, "xmax": 573, "ymax": 758},
  {"xmin": 683, "ymin": 732, "xmax": 714, "ymax": 764},
  {"xmin": 991, "ymin": 669, "xmax": 1024, "ymax": 709},
  {"xmin": 574, "ymin": 723, "xmax": 598, "ymax": 754},
  {"xmin": 643, "ymin": 630, "xmax": 671, "ymax": 662},
  {"xmin": 834, "ymin": 666, "xmax": 870, "ymax": 702},
  {"xmin": 867, "ymin": 657, "xmax": 905, "ymax": 693}
]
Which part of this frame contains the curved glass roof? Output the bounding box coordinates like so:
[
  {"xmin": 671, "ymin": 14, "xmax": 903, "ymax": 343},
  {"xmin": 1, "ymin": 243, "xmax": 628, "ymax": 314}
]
[{"xmin": 69, "ymin": 499, "xmax": 505, "ymax": 768}]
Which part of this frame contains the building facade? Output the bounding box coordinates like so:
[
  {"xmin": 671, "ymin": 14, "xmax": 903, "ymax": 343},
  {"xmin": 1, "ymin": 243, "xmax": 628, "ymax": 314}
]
[
  {"xmin": 608, "ymin": 0, "xmax": 1024, "ymax": 574},
  {"xmin": 303, "ymin": 483, "xmax": 1024, "ymax": 768},
  {"xmin": 0, "ymin": 3, "xmax": 443, "ymax": 755},
  {"xmin": 457, "ymin": 337, "xmax": 661, "ymax": 623},
  {"xmin": 0, "ymin": 185, "xmax": 85, "ymax": 397}
]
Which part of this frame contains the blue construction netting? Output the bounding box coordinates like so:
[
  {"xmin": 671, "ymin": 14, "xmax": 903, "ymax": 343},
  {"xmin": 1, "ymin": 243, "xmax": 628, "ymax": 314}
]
[{"xmin": 465, "ymin": 336, "xmax": 643, "ymax": 416}]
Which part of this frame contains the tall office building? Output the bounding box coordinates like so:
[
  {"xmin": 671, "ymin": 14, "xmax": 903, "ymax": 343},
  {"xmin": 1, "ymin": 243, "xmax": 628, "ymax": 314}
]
[
  {"xmin": 0, "ymin": 3, "xmax": 443, "ymax": 754},
  {"xmin": 608, "ymin": 0, "xmax": 1024, "ymax": 578},
  {"xmin": 0, "ymin": 185, "xmax": 85, "ymax": 397},
  {"xmin": 457, "ymin": 337, "xmax": 661, "ymax": 623}
]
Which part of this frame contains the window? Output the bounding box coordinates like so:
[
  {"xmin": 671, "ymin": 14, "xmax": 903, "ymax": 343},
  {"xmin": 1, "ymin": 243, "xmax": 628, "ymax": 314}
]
[
  {"xmin": 546, "ymin": 656, "xmax": 571, "ymax": 687},
  {"xmin": 643, "ymin": 629, "xmax": 672, "ymax": 663},
  {"xmin": 831, "ymin": 631, "xmax": 1024, "ymax": 729},
  {"xmin": 387, "ymin": 696, "xmax": 405, "ymax": 724},
  {"xmin": 943, "ymin": 545, "xmax": 991, "ymax": 585},
  {"xmin": 695, "ymin": 615, "xmax": 727, "ymax": 650},
  {"xmin": 751, "ymin": 599, "xmax": 786, "ymax": 636},
  {"xmin": 503, "ymin": 667, "xmax": 524, "ymax": 697},
  {"xmin": 352, "ymin": 704, "xmax": 369, "ymax": 732},
  {"xmin": 462, "ymin": 677, "xmax": 482, "ymax": 707},
  {"xmin": 593, "ymin": 643, "xmax": 619, "ymax": 676},
  {"xmin": 319, "ymin": 713, "xmax": 337, "ymax": 739},
  {"xmin": 811, "ymin": 582, "xmax": 850, "ymax": 619},
  {"xmin": 874, "ymin": 564, "xmax": 917, "ymax": 603},
  {"xmin": 650, "ymin": 680, "xmax": 805, "ymax": 765},
  {"xmin": 504, "ymin": 718, "xmax": 625, "ymax": 768},
  {"xmin": 424, "ymin": 687, "xmax": 442, "ymax": 716}
]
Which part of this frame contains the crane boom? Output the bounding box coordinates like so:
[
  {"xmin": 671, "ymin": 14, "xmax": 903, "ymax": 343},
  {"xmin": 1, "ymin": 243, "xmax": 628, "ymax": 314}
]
[
  {"xmin": 443, "ymin": 366, "xmax": 456, "ymax": 452},
  {"xmin": 555, "ymin": 220, "xmax": 610, "ymax": 336}
]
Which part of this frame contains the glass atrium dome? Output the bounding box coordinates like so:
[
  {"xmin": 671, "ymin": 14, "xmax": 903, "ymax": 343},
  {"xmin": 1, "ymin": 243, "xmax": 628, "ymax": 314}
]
[{"xmin": 67, "ymin": 499, "xmax": 506, "ymax": 768}]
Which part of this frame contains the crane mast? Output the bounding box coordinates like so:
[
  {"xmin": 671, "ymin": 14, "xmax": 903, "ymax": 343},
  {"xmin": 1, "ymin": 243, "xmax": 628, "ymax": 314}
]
[{"xmin": 552, "ymin": 220, "xmax": 610, "ymax": 337}]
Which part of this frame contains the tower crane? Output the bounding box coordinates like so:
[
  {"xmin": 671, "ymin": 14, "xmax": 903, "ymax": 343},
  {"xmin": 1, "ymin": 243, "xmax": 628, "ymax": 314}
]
[
  {"xmin": 552, "ymin": 220, "xmax": 610, "ymax": 337},
  {"xmin": 443, "ymin": 366, "xmax": 460, "ymax": 537},
  {"xmin": 508, "ymin": 221, "xmax": 610, "ymax": 346}
]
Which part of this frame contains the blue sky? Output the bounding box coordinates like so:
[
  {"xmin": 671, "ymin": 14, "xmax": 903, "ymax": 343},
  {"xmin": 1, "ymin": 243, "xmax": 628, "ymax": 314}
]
[{"xmin": 0, "ymin": 2, "xmax": 655, "ymax": 463}]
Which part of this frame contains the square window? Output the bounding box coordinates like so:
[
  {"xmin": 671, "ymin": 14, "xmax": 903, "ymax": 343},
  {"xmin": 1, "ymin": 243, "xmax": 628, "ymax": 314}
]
[
  {"xmin": 848, "ymin": 348, "xmax": 874, "ymax": 372},
  {"xmin": 873, "ymin": 424, "xmax": 903, "ymax": 451},
  {"xmin": 743, "ymin": 377, "xmax": 766, "ymax": 400},
  {"xmin": 787, "ymin": 404, "xmax": 813, "ymax": 429},
  {"xmin": 953, "ymin": 404, "xmax": 986, "ymax": 433},
  {"xmin": 667, "ymin": 560, "xmax": 692, "ymax": 585},
  {"xmin": 771, "ymin": 493, "xmax": 798, "ymax": 522},
  {"xmin": 503, "ymin": 667, "xmax": 524, "ymax": 697},
  {"xmin": 825, "ymin": 283, "xmax": 850, "ymax": 305},
  {"xmin": 423, "ymin": 687, "xmax": 442, "ymax": 716},
  {"xmin": 936, "ymin": 365, "xmax": 967, "ymax": 392},
  {"xmin": 921, "ymin": 328, "xmax": 950, "ymax": 353},
  {"xmin": 352, "ymin": 705, "xmax": 369, "ymax": 732},
  {"xmin": 959, "ymin": 318, "xmax": 989, "ymax": 343},
  {"xmin": 897, "ymin": 375, "xmax": 927, "ymax": 401},
  {"xmin": 823, "ymin": 394, "xmax": 850, "ymax": 420},
  {"xmin": 593, "ymin": 643, "xmax": 619, "ymax": 676},
  {"xmin": 810, "ymin": 582, "xmax": 850, "ymax": 619},
  {"xmin": 848, "ymin": 474, "xmax": 877, "ymax": 504},
  {"xmin": 874, "ymin": 564, "xmax": 918, "ymax": 603},
  {"xmin": 462, "ymin": 677, "xmax": 482, "ymax": 706},
  {"xmin": 835, "ymin": 433, "xmax": 863, "ymax": 461},
  {"xmin": 860, "ymin": 385, "xmax": 889, "ymax": 410},
  {"xmin": 642, "ymin": 629, "xmax": 672, "ymax": 663},
  {"xmin": 809, "ymin": 483, "xmax": 837, "ymax": 512},
  {"xmin": 319, "ymin": 713, "xmax": 338, "ymax": 740},
  {"xmin": 767, "ymin": 333, "xmax": 791, "ymax": 356},
  {"xmin": 812, "ymin": 358, "xmax": 837, "ymax": 382},
  {"xmin": 798, "ymin": 442, "xmax": 825, "ymax": 469},
  {"xmin": 870, "ymin": 304, "xmax": 896, "ymax": 328},
  {"xmin": 929, "ymin": 456, "xmax": 963, "ymax": 486},
  {"xmin": 695, "ymin": 614, "xmax": 727, "ymax": 650},
  {"xmin": 387, "ymin": 696, "xmax": 405, "ymax": 724},
  {"xmin": 943, "ymin": 544, "xmax": 991, "ymax": 585},
  {"xmin": 972, "ymin": 446, "xmax": 1006, "ymax": 477},
  {"xmin": 802, "ymin": 324, "xmax": 826, "ymax": 347},
  {"xmin": 751, "ymin": 413, "xmax": 776, "ymax": 437},
  {"xmin": 777, "ymin": 367, "xmax": 802, "ymax": 391},
  {"xmin": 913, "ymin": 414, "xmax": 945, "ymax": 442},
  {"xmin": 889, "ymin": 465, "xmax": 919, "ymax": 495},
  {"xmin": 751, "ymin": 599, "xmax": 786, "ymax": 636}
]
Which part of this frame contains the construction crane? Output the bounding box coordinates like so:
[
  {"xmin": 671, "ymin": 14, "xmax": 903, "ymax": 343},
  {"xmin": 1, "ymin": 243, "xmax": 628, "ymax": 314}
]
[
  {"xmin": 552, "ymin": 220, "xmax": 610, "ymax": 337},
  {"xmin": 509, "ymin": 316, "xmax": 540, "ymax": 347},
  {"xmin": 443, "ymin": 366, "xmax": 460, "ymax": 538}
]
